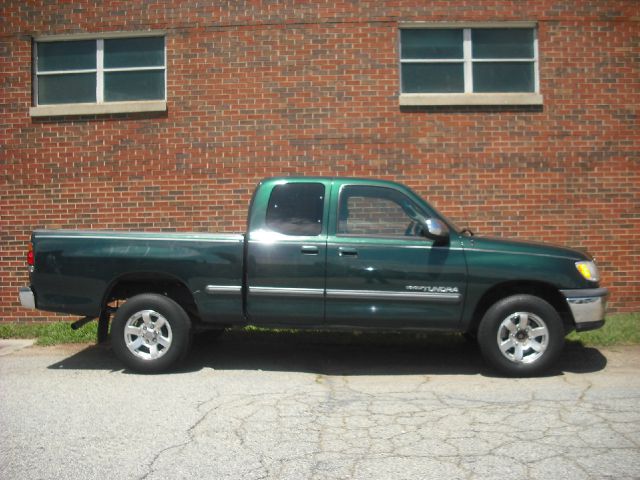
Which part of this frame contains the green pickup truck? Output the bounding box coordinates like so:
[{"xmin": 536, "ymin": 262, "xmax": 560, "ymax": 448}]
[{"xmin": 19, "ymin": 177, "xmax": 607, "ymax": 376}]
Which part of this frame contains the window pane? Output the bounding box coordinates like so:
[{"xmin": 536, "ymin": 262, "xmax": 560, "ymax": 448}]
[
  {"xmin": 402, "ymin": 63, "xmax": 464, "ymax": 93},
  {"xmin": 473, "ymin": 62, "xmax": 534, "ymax": 92},
  {"xmin": 37, "ymin": 41, "xmax": 96, "ymax": 71},
  {"xmin": 338, "ymin": 186, "xmax": 425, "ymax": 237},
  {"xmin": 104, "ymin": 71, "xmax": 165, "ymax": 101},
  {"xmin": 472, "ymin": 29, "xmax": 534, "ymax": 59},
  {"xmin": 37, "ymin": 73, "xmax": 96, "ymax": 104},
  {"xmin": 104, "ymin": 37, "xmax": 164, "ymax": 68},
  {"xmin": 266, "ymin": 183, "xmax": 325, "ymax": 236},
  {"xmin": 401, "ymin": 29, "xmax": 463, "ymax": 59}
]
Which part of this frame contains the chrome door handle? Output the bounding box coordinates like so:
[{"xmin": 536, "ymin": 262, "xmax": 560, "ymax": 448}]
[
  {"xmin": 338, "ymin": 247, "xmax": 358, "ymax": 257},
  {"xmin": 301, "ymin": 245, "xmax": 319, "ymax": 255}
]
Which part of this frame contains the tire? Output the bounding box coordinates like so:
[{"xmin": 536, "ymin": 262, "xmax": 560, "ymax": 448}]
[
  {"xmin": 111, "ymin": 294, "xmax": 192, "ymax": 373},
  {"xmin": 477, "ymin": 294, "xmax": 565, "ymax": 377}
]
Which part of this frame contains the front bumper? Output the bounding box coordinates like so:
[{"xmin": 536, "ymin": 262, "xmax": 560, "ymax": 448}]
[
  {"xmin": 560, "ymin": 288, "xmax": 608, "ymax": 332},
  {"xmin": 19, "ymin": 287, "xmax": 36, "ymax": 310}
]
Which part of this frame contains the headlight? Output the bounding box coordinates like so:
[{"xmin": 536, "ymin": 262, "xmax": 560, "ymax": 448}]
[{"xmin": 575, "ymin": 261, "xmax": 600, "ymax": 282}]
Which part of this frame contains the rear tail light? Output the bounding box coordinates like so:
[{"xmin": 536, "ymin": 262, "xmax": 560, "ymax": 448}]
[{"xmin": 27, "ymin": 242, "xmax": 34, "ymax": 266}]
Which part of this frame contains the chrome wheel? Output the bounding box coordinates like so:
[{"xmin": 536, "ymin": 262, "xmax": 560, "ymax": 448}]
[
  {"xmin": 496, "ymin": 312, "xmax": 549, "ymax": 364},
  {"xmin": 124, "ymin": 310, "xmax": 173, "ymax": 361}
]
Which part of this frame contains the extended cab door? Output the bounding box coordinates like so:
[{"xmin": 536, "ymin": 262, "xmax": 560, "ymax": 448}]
[
  {"xmin": 325, "ymin": 182, "xmax": 466, "ymax": 329},
  {"xmin": 246, "ymin": 179, "xmax": 330, "ymax": 326}
]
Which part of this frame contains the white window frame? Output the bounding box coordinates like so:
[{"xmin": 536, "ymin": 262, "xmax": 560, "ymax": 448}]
[
  {"xmin": 31, "ymin": 31, "xmax": 167, "ymax": 117},
  {"xmin": 399, "ymin": 22, "xmax": 543, "ymax": 106}
]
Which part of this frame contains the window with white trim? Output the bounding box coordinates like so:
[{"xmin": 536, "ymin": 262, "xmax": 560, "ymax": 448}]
[
  {"xmin": 399, "ymin": 25, "xmax": 541, "ymax": 105},
  {"xmin": 34, "ymin": 36, "xmax": 165, "ymax": 107}
]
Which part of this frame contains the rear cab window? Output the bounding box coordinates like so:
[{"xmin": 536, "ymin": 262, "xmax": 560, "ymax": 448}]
[{"xmin": 265, "ymin": 183, "xmax": 325, "ymax": 236}]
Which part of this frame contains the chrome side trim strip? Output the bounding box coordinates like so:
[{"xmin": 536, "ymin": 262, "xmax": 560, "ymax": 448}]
[
  {"xmin": 205, "ymin": 285, "xmax": 242, "ymax": 294},
  {"xmin": 326, "ymin": 289, "xmax": 461, "ymax": 303},
  {"xmin": 249, "ymin": 286, "xmax": 325, "ymax": 298},
  {"xmin": 247, "ymin": 287, "xmax": 462, "ymax": 302}
]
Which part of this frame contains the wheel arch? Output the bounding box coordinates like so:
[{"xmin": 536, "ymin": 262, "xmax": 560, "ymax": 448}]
[
  {"xmin": 101, "ymin": 272, "xmax": 201, "ymax": 323},
  {"xmin": 466, "ymin": 280, "xmax": 573, "ymax": 334}
]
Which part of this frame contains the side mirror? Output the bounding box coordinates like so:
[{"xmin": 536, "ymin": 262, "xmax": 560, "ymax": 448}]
[{"xmin": 423, "ymin": 218, "xmax": 449, "ymax": 243}]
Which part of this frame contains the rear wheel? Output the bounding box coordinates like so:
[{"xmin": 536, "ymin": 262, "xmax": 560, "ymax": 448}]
[
  {"xmin": 477, "ymin": 294, "xmax": 564, "ymax": 377},
  {"xmin": 111, "ymin": 294, "xmax": 191, "ymax": 373}
]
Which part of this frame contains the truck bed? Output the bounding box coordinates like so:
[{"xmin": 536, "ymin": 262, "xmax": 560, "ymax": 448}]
[{"xmin": 31, "ymin": 230, "xmax": 245, "ymax": 323}]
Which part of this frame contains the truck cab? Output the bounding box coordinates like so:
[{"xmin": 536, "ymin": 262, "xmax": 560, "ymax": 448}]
[{"xmin": 246, "ymin": 178, "xmax": 466, "ymax": 330}]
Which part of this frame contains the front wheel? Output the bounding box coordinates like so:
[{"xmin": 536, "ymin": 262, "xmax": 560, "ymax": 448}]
[
  {"xmin": 477, "ymin": 295, "xmax": 565, "ymax": 377},
  {"xmin": 111, "ymin": 294, "xmax": 192, "ymax": 373}
]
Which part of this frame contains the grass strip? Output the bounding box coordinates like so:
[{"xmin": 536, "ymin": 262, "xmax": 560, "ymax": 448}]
[
  {"xmin": 0, "ymin": 313, "xmax": 637, "ymax": 347},
  {"xmin": 0, "ymin": 321, "xmax": 98, "ymax": 346},
  {"xmin": 567, "ymin": 313, "xmax": 640, "ymax": 347}
]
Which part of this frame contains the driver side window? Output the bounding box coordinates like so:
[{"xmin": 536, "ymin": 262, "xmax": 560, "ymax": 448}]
[{"xmin": 337, "ymin": 185, "xmax": 425, "ymax": 238}]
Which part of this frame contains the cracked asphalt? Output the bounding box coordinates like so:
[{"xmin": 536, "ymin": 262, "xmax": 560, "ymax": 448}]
[{"xmin": 1, "ymin": 332, "xmax": 639, "ymax": 480}]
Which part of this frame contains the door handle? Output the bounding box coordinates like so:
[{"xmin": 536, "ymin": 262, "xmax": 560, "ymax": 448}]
[
  {"xmin": 301, "ymin": 245, "xmax": 319, "ymax": 255},
  {"xmin": 338, "ymin": 247, "xmax": 358, "ymax": 257}
]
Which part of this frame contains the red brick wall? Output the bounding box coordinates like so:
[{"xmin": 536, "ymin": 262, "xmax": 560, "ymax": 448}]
[{"xmin": 1, "ymin": 1, "xmax": 638, "ymax": 321}]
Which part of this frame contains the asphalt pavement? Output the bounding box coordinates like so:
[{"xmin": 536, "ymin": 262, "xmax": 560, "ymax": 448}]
[{"xmin": 1, "ymin": 332, "xmax": 639, "ymax": 479}]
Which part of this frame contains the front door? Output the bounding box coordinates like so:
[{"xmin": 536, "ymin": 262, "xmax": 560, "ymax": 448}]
[{"xmin": 325, "ymin": 184, "xmax": 466, "ymax": 329}]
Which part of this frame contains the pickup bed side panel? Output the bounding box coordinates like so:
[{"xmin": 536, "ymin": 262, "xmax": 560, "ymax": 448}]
[{"xmin": 31, "ymin": 231, "xmax": 245, "ymax": 324}]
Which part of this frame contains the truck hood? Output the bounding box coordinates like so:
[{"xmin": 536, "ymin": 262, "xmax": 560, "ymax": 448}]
[{"xmin": 464, "ymin": 235, "xmax": 590, "ymax": 261}]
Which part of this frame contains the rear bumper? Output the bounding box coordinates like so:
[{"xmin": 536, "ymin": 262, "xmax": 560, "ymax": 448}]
[
  {"xmin": 18, "ymin": 287, "xmax": 36, "ymax": 310},
  {"xmin": 560, "ymin": 288, "xmax": 608, "ymax": 332}
]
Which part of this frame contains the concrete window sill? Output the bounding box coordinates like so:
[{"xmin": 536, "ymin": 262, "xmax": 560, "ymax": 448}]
[
  {"xmin": 399, "ymin": 93, "xmax": 543, "ymax": 106},
  {"xmin": 30, "ymin": 100, "xmax": 167, "ymax": 117}
]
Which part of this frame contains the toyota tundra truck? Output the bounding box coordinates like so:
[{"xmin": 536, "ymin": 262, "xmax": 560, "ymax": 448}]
[{"xmin": 18, "ymin": 177, "xmax": 607, "ymax": 376}]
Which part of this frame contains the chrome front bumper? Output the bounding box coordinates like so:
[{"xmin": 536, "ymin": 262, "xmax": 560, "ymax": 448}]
[
  {"xmin": 561, "ymin": 288, "xmax": 608, "ymax": 332},
  {"xmin": 19, "ymin": 287, "xmax": 36, "ymax": 310}
]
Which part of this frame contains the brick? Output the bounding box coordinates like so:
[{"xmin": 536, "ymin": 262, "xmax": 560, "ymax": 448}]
[{"xmin": 0, "ymin": 1, "xmax": 639, "ymax": 322}]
